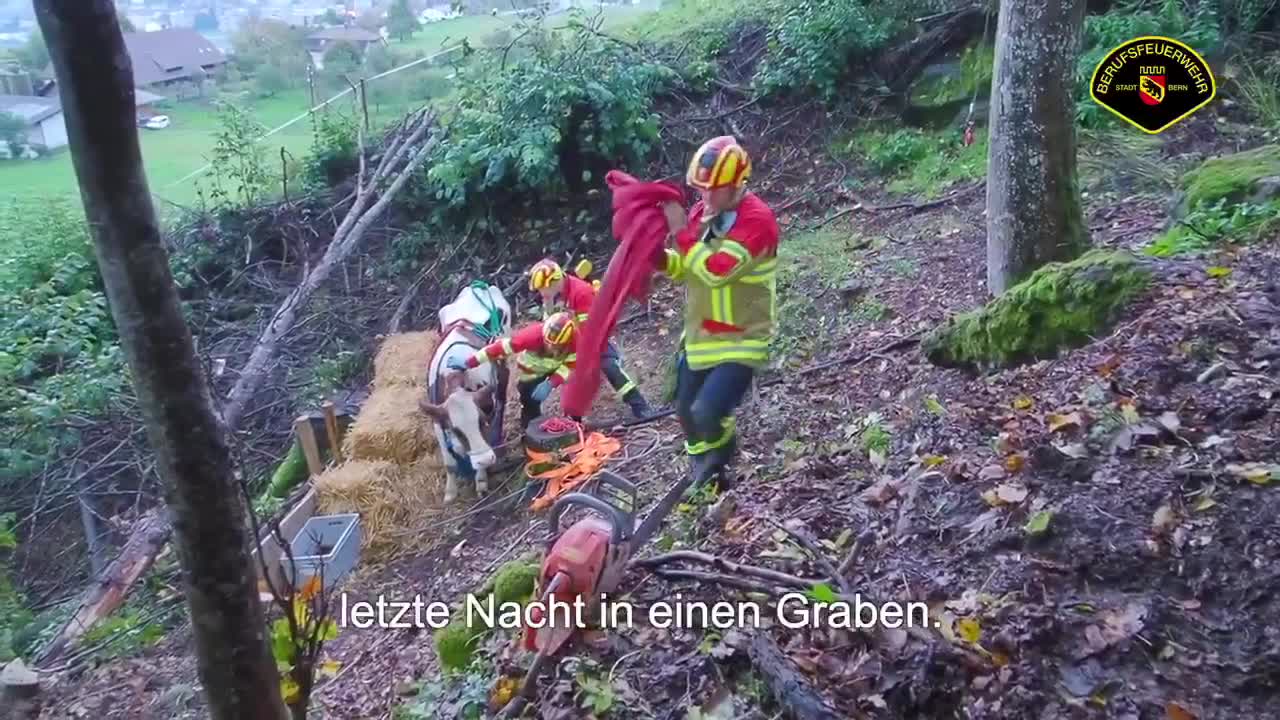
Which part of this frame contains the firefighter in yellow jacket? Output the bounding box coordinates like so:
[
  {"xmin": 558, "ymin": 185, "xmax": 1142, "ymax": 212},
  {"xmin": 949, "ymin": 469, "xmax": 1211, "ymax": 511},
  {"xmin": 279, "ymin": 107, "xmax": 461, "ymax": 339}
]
[{"xmin": 656, "ymin": 136, "xmax": 779, "ymax": 488}]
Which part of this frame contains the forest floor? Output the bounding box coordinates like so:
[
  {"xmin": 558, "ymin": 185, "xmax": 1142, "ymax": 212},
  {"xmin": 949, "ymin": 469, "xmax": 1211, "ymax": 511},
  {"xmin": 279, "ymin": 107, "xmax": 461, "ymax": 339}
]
[{"xmin": 33, "ymin": 106, "xmax": 1280, "ymax": 720}]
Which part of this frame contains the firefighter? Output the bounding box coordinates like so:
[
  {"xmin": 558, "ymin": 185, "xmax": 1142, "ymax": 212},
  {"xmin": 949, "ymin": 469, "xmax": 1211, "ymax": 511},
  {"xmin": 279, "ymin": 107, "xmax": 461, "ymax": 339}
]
[
  {"xmin": 655, "ymin": 135, "xmax": 779, "ymax": 488},
  {"xmin": 528, "ymin": 258, "xmax": 655, "ymax": 419},
  {"xmin": 448, "ymin": 311, "xmax": 579, "ymax": 428}
]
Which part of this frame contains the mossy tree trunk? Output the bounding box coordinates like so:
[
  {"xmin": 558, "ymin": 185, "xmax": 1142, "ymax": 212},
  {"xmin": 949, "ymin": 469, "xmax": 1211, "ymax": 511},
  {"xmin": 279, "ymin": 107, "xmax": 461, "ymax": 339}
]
[
  {"xmin": 34, "ymin": 2, "xmax": 288, "ymax": 719},
  {"xmin": 985, "ymin": 0, "xmax": 1090, "ymax": 296}
]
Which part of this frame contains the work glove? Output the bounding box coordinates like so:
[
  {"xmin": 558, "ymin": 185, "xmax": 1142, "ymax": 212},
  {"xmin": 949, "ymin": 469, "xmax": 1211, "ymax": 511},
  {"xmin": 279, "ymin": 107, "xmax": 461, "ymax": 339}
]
[
  {"xmin": 446, "ymin": 357, "xmax": 468, "ymax": 372},
  {"xmin": 530, "ymin": 379, "xmax": 553, "ymax": 403}
]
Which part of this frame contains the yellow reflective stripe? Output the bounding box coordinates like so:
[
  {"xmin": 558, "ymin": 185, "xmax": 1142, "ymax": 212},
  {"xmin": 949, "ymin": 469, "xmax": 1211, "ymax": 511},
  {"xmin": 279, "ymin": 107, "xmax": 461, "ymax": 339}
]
[
  {"xmin": 685, "ymin": 417, "xmax": 736, "ymax": 455},
  {"xmin": 717, "ymin": 239, "xmax": 751, "ymax": 262},
  {"xmin": 686, "ymin": 338, "xmax": 770, "ymax": 352},
  {"xmin": 554, "ymin": 365, "xmax": 571, "ymax": 380},
  {"xmin": 501, "ymin": 339, "xmax": 514, "ymax": 354},
  {"xmin": 615, "ymin": 379, "xmax": 637, "ymax": 396},
  {"xmin": 664, "ymin": 249, "xmax": 684, "ymax": 280},
  {"xmin": 721, "ymin": 286, "xmax": 735, "ymax": 326},
  {"xmin": 472, "ymin": 350, "xmax": 491, "ymax": 365},
  {"xmin": 575, "ymin": 313, "xmax": 589, "ymax": 323}
]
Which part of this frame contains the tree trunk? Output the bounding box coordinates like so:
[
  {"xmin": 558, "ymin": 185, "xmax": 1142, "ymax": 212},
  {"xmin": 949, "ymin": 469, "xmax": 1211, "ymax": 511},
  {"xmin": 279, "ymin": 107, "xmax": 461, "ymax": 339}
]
[
  {"xmin": 985, "ymin": 0, "xmax": 1089, "ymax": 296},
  {"xmin": 33, "ymin": 3, "xmax": 288, "ymax": 719}
]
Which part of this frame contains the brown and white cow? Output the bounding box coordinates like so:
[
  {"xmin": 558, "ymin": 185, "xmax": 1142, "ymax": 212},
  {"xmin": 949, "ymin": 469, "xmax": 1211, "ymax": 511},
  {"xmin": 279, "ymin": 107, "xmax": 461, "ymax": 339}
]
[{"xmin": 418, "ymin": 283, "xmax": 513, "ymax": 504}]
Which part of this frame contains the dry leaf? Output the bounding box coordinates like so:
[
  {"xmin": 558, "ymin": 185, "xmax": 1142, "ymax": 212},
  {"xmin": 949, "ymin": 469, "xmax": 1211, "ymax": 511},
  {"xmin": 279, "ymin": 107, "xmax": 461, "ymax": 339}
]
[
  {"xmin": 1152, "ymin": 504, "xmax": 1178, "ymax": 536},
  {"xmin": 981, "ymin": 484, "xmax": 1028, "ymax": 507},
  {"xmin": 1166, "ymin": 701, "xmax": 1197, "ymax": 720},
  {"xmin": 1047, "ymin": 412, "xmax": 1084, "ymax": 432},
  {"xmin": 922, "ymin": 454, "xmax": 948, "ymax": 468},
  {"xmin": 1157, "ymin": 411, "xmax": 1181, "ymax": 433},
  {"xmin": 1081, "ymin": 603, "xmax": 1148, "ymax": 657},
  {"xmin": 1013, "ymin": 395, "xmax": 1034, "ymax": 411},
  {"xmin": 978, "ymin": 464, "xmax": 1007, "ymax": 482},
  {"xmin": 861, "ymin": 476, "xmax": 900, "ymax": 505},
  {"xmin": 957, "ymin": 617, "xmax": 981, "ymax": 645},
  {"xmin": 1004, "ymin": 453, "xmax": 1026, "ymax": 473},
  {"xmin": 1056, "ymin": 442, "xmax": 1089, "ymax": 459}
]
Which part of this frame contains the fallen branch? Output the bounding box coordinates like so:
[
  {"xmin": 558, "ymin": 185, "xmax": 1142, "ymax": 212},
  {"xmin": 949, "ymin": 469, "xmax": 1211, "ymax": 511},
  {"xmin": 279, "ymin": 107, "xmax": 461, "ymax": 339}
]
[
  {"xmin": 634, "ymin": 550, "xmax": 823, "ymax": 589},
  {"xmin": 765, "ymin": 518, "xmax": 849, "ymax": 594},
  {"xmin": 777, "ymin": 330, "xmax": 923, "ymax": 384},
  {"xmin": 222, "ymin": 107, "xmax": 439, "ymax": 430},
  {"xmin": 749, "ymin": 632, "xmax": 844, "ymax": 720},
  {"xmin": 34, "ymin": 507, "xmax": 170, "ymax": 665}
]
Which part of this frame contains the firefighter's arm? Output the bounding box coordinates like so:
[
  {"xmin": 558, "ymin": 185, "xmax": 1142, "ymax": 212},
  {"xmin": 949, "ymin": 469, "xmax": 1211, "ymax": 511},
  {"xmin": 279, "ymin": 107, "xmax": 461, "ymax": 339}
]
[
  {"xmin": 466, "ymin": 325, "xmax": 539, "ymax": 367},
  {"xmin": 547, "ymin": 361, "xmax": 573, "ymax": 389},
  {"xmin": 464, "ymin": 337, "xmax": 513, "ymax": 367}
]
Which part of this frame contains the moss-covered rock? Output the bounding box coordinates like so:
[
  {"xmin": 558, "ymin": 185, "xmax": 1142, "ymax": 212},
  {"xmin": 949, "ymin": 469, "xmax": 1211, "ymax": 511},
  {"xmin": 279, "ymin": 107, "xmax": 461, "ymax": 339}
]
[
  {"xmin": 433, "ymin": 557, "xmax": 539, "ymax": 672},
  {"xmin": 1176, "ymin": 144, "xmax": 1280, "ymax": 216},
  {"xmin": 924, "ymin": 250, "xmax": 1152, "ymax": 370}
]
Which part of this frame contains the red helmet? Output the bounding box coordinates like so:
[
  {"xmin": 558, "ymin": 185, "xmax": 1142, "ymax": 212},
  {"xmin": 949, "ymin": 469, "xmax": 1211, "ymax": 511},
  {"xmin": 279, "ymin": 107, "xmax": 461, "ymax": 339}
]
[
  {"xmin": 542, "ymin": 311, "xmax": 576, "ymax": 349},
  {"xmin": 686, "ymin": 136, "xmax": 751, "ymax": 190}
]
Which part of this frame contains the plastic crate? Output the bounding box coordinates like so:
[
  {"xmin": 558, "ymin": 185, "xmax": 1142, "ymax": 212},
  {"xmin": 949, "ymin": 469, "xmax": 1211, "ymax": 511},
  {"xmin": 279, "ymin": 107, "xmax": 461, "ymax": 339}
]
[{"xmin": 281, "ymin": 513, "xmax": 361, "ymax": 592}]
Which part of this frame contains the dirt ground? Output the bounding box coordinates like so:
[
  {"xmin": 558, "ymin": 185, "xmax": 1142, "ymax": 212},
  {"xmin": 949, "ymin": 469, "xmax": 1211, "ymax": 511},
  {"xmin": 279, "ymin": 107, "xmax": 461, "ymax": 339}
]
[{"xmin": 34, "ymin": 107, "xmax": 1280, "ymax": 720}]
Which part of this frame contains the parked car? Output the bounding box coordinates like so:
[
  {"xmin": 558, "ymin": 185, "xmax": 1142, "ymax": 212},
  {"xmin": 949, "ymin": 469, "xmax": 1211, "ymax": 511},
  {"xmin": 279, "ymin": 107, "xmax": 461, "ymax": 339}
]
[{"xmin": 142, "ymin": 115, "xmax": 170, "ymax": 130}]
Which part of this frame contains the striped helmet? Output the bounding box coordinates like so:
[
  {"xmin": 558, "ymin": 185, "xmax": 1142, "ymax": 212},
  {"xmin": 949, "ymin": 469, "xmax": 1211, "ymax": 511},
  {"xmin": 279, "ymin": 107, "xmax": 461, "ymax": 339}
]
[
  {"xmin": 686, "ymin": 136, "xmax": 751, "ymax": 191},
  {"xmin": 542, "ymin": 311, "xmax": 576, "ymax": 349},
  {"xmin": 528, "ymin": 258, "xmax": 565, "ymax": 291}
]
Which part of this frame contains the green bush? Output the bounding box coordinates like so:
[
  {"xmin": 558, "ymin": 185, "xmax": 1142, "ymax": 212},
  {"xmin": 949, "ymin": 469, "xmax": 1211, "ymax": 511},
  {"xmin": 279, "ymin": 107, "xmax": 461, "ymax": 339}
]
[
  {"xmin": 417, "ymin": 18, "xmax": 674, "ymax": 222},
  {"xmin": 1146, "ymin": 198, "xmax": 1280, "ymax": 256},
  {"xmin": 754, "ymin": 0, "xmax": 905, "ymax": 100}
]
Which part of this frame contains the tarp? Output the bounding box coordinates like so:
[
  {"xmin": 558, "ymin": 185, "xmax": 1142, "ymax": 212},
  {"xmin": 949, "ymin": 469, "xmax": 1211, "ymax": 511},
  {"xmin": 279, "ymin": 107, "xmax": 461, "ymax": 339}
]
[{"xmin": 561, "ymin": 170, "xmax": 684, "ymax": 417}]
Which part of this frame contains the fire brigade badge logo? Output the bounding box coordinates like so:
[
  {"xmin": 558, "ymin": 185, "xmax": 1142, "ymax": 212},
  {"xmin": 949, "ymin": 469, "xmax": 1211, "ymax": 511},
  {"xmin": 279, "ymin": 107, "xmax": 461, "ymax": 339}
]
[{"xmin": 1090, "ymin": 36, "xmax": 1215, "ymax": 133}]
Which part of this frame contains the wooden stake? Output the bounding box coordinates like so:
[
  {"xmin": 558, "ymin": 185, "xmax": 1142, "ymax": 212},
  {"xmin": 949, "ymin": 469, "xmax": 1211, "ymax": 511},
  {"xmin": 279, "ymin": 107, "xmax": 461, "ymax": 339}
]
[
  {"xmin": 322, "ymin": 401, "xmax": 343, "ymax": 464},
  {"xmin": 295, "ymin": 416, "xmax": 324, "ymax": 475}
]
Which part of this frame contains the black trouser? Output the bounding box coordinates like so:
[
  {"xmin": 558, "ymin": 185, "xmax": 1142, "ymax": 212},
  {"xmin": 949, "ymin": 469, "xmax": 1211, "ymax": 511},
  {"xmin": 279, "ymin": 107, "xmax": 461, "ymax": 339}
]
[
  {"xmin": 673, "ymin": 353, "xmax": 754, "ymax": 458},
  {"xmin": 602, "ymin": 340, "xmax": 638, "ymax": 398},
  {"xmin": 517, "ymin": 377, "xmax": 549, "ymax": 428}
]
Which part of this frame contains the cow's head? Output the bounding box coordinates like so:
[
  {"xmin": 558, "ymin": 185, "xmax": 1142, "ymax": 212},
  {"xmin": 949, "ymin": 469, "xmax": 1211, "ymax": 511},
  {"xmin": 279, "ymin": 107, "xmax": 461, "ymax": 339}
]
[{"xmin": 419, "ymin": 368, "xmax": 499, "ymax": 471}]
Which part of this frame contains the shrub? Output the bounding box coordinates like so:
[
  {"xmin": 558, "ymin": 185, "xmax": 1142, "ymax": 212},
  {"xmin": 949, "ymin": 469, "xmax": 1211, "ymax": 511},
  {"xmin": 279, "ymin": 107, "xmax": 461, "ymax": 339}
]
[
  {"xmin": 417, "ymin": 18, "xmax": 674, "ymax": 223},
  {"xmin": 754, "ymin": 0, "xmax": 909, "ymax": 100}
]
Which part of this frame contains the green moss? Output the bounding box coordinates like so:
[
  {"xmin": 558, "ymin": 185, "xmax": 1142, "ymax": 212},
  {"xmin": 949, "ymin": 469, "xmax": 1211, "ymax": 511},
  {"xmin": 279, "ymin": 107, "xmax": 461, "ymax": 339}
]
[
  {"xmin": 492, "ymin": 560, "xmax": 538, "ymax": 605},
  {"xmin": 433, "ymin": 558, "xmax": 539, "ymax": 672},
  {"xmin": 924, "ymin": 250, "xmax": 1152, "ymax": 370},
  {"xmin": 268, "ymin": 440, "xmax": 308, "ymax": 498},
  {"xmin": 1180, "ymin": 144, "xmax": 1280, "ymax": 213}
]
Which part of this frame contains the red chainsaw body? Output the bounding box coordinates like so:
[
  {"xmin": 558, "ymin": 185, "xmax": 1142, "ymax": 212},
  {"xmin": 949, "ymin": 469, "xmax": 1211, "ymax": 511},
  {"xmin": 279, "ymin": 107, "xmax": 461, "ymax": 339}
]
[{"xmin": 523, "ymin": 516, "xmax": 613, "ymax": 652}]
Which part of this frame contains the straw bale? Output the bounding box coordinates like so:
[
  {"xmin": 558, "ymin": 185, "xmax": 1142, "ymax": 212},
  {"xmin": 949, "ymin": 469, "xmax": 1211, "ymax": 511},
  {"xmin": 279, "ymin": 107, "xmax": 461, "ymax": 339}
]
[
  {"xmin": 342, "ymin": 386, "xmax": 438, "ymax": 465},
  {"xmin": 314, "ymin": 458, "xmax": 449, "ymax": 562},
  {"xmin": 372, "ymin": 331, "xmax": 440, "ymax": 389}
]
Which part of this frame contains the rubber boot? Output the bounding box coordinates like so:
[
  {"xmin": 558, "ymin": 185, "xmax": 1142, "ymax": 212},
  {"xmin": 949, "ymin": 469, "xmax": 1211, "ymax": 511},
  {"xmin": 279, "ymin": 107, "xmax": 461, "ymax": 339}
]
[
  {"xmin": 623, "ymin": 388, "xmax": 655, "ymax": 420},
  {"xmin": 699, "ymin": 435, "xmax": 737, "ymax": 491}
]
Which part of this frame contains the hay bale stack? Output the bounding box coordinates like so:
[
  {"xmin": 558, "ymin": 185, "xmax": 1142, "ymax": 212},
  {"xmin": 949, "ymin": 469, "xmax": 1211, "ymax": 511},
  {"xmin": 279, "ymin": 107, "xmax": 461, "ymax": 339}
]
[
  {"xmin": 342, "ymin": 386, "xmax": 439, "ymax": 465},
  {"xmin": 373, "ymin": 331, "xmax": 440, "ymax": 389},
  {"xmin": 314, "ymin": 459, "xmax": 446, "ymax": 561}
]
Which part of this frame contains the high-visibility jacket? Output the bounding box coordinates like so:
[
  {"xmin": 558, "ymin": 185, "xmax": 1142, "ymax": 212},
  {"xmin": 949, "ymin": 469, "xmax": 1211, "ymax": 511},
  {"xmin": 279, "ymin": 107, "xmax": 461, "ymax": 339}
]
[
  {"xmin": 661, "ymin": 193, "xmax": 779, "ymax": 371},
  {"xmin": 465, "ymin": 322, "xmax": 577, "ymax": 386},
  {"xmin": 543, "ymin": 275, "xmax": 596, "ymax": 324}
]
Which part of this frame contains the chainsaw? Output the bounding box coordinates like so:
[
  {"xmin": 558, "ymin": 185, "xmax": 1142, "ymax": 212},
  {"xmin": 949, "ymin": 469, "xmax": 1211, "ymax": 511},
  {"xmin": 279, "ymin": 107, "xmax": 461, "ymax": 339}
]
[
  {"xmin": 516, "ymin": 465, "xmax": 702, "ymax": 661},
  {"xmin": 499, "ymin": 465, "xmax": 705, "ymax": 716}
]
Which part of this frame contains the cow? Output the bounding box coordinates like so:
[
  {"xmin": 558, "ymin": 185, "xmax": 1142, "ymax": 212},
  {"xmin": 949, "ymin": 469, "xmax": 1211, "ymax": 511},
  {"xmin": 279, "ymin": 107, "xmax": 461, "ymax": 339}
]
[{"xmin": 418, "ymin": 283, "xmax": 513, "ymax": 504}]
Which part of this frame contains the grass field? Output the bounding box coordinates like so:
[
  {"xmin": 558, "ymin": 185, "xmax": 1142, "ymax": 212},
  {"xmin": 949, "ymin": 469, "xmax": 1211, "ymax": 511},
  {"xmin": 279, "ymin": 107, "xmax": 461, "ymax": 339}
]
[
  {"xmin": 0, "ymin": 89, "xmax": 319, "ymax": 208},
  {"xmin": 0, "ymin": 4, "xmax": 660, "ymax": 210}
]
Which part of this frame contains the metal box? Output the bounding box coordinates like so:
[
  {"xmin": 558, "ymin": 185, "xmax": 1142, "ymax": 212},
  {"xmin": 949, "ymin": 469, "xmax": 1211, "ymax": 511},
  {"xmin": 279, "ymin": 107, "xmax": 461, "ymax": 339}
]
[{"xmin": 281, "ymin": 513, "xmax": 361, "ymax": 592}]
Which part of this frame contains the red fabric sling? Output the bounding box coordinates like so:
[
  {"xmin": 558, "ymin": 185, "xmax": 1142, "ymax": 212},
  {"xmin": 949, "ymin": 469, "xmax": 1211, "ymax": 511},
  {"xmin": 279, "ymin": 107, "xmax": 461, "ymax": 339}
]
[{"xmin": 561, "ymin": 170, "xmax": 684, "ymax": 417}]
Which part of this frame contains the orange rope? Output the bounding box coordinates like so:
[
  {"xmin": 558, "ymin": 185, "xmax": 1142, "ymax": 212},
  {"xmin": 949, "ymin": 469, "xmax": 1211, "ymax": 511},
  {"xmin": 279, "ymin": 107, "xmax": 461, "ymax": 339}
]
[{"xmin": 525, "ymin": 430, "xmax": 622, "ymax": 511}]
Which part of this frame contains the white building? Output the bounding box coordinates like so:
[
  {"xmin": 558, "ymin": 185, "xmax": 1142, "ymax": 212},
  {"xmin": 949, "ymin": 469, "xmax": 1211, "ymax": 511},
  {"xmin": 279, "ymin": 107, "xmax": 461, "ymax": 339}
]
[{"xmin": 0, "ymin": 89, "xmax": 165, "ymax": 154}]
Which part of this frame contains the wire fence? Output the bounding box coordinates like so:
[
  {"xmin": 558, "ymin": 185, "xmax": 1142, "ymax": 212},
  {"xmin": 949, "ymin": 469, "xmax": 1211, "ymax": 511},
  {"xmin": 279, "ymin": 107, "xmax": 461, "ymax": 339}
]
[{"xmin": 162, "ymin": 40, "xmax": 470, "ymax": 195}]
